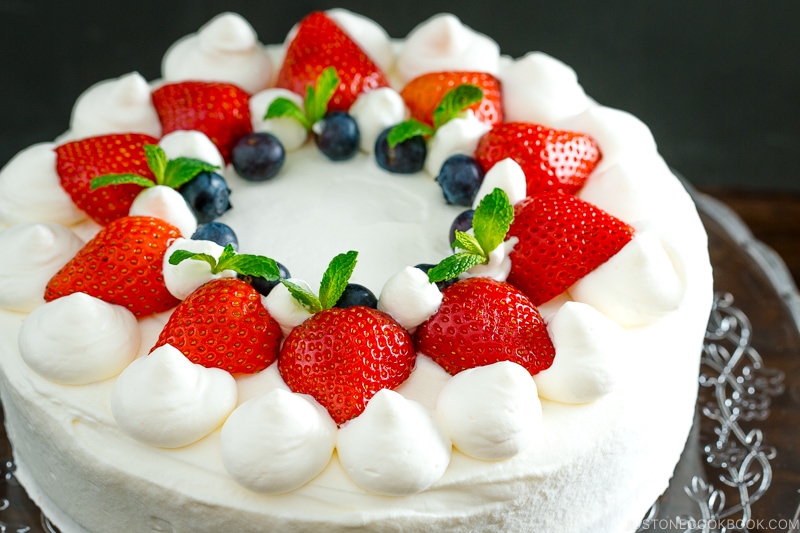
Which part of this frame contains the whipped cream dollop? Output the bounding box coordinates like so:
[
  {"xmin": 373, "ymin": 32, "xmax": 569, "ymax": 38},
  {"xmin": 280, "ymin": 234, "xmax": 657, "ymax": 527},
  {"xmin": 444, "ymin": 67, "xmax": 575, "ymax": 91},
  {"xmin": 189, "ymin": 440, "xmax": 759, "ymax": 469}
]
[
  {"xmin": 220, "ymin": 389, "xmax": 336, "ymax": 494},
  {"xmin": 162, "ymin": 12, "xmax": 273, "ymax": 94},
  {"xmin": 163, "ymin": 238, "xmax": 237, "ymax": 300},
  {"xmin": 472, "ymin": 158, "xmax": 528, "ymax": 208},
  {"xmin": 0, "ymin": 143, "xmax": 86, "ymax": 226},
  {"xmin": 425, "ymin": 110, "xmax": 491, "ymax": 177},
  {"xmin": 499, "ymin": 52, "xmax": 592, "ymax": 125},
  {"xmin": 19, "ymin": 293, "xmax": 139, "ymax": 385},
  {"xmin": 111, "ymin": 344, "xmax": 238, "ymax": 448},
  {"xmin": 396, "ymin": 14, "xmax": 501, "ymax": 83},
  {"xmin": 158, "ymin": 130, "xmax": 225, "ymax": 170},
  {"xmin": 66, "ymin": 72, "xmax": 162, "ymax": 140},
  {"xmin": 0, "ymin": 223, "xmax": 84, "ymax": 312},
  {"xmin": 262, "ymin": 279, "xmax": 314, "ymax": 337},
  {"xmin": 378, "ymin": 266, "xmax": 442, "ymax": 331},
  {"xmin": 349, "ymin": 88, "xmax": 407, "ymax": 154},
  {"xmin": 462, "ymin": 237, "xmax": 518, "ymax": 282},
  {"xmin": 249, "ymin": 89, "xmax": 308, "ymax": 152},
  {"xmin": 327, "ymin": 9, "xmax": 395, "ymax": 75},
  {"xmin": 534, "ymin": 301, "xmax": 625, "ymax": 404},
  {"xmin": 337, "ymin": 389, "xmax": 451, "ymax": 495},
  {"xmin": 129, "ymin": 186, "xmax": 197, "ymax": 238},
  {"xmin": 437, "ymin": 361, "xmax": 542, "ymax": 460},
  {"xmin": 570, "ymin": 227, "xmax": 685, "ymax": 327}
]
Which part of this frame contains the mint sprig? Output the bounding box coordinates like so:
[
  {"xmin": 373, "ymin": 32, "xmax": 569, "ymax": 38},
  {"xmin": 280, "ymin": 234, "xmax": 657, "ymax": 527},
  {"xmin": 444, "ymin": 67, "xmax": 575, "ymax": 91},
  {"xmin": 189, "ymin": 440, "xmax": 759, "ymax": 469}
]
[
  {"xmin": 90, "ymin": 144, "xmax": 219, "ymax": 191},
  {"xmin": 427, "ymin": 188, "xmax": 514, "ymax": 283},
  {"xmin": 387, "ymin": 84, "xmax": 484, "ymax": 147},
  {"xmin": 168, "ymin": 244, "xmax": 282, "ymax": 280},
  {"xmin": 281, "ymin": 250, "xmax": 358, "ymax": 313},
  {"xmin": 265, "ymin": 66, "xmax": 340, "ymax": 130}
]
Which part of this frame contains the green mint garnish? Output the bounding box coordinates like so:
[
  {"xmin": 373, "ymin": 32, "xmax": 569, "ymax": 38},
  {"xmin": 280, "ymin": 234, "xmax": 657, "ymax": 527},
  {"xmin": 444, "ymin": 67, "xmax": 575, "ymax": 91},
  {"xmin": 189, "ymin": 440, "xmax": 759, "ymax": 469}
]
[
  {"xmin": 427, "ymin": 188, "xmax": 514, "ymax": 283},
  {"xmin": 168, "ymin": 244, "xmax": 282, "ymax": 280},
  {"xmin": 387, "ymin": 84, "xmax": 484, "ymax": 148},
  {"xmin": 90, "ymin": 144, "xmax": 219, "ymax": 191},
  {"xmin": 281, "ymin": 250, "xmax": 358, "ymax": 313},
  {"xmin": 265, "ymin": 66, "xmax": 340, "ymax": 130}
]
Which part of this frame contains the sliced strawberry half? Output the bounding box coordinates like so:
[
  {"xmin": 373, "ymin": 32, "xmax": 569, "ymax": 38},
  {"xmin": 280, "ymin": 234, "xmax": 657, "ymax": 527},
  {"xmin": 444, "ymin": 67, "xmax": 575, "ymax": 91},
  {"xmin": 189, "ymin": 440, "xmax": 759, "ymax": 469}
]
[
  {"xmin": 152, "ymin": 278, "xmax": 282, "ymax": 374},
  {"xmin": 474, "ymin": 122, "xmax": 601, "ymax": 196},
  {"xmin": 151, "ymin": 81, "xmax": 252, "ymax": 163},
  {"xmin": 55, "ymin": 133, "xmax": 158, "ymax": 225},
  {"xmin": 44, "ymin": 216, "xmax": 181, "ymax": 317},
  {"xmin": 415, "ymin": 277, "xmax": 555, "ymax": 377},
  {"xmin": 279, "ymin": 306, "xmax": 415, "ymax": 425},
  {"xmin": 400, "ymin": 71, "xmax": 503, "ymax": 127},
  {"xmin": 275, "ymin": 11, "xmax": 389, "ymax": 112},
  {"xmin": 507, "ymin": 192, "xmax": 636, "ymax": 305}
]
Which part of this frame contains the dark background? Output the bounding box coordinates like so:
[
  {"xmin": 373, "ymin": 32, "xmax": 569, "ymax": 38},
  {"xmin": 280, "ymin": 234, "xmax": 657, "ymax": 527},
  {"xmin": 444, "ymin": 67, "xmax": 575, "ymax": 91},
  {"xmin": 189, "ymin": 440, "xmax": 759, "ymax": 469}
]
[{"xmin": 2, "ymin": 0, "xmax": 798, "ymax": 192}]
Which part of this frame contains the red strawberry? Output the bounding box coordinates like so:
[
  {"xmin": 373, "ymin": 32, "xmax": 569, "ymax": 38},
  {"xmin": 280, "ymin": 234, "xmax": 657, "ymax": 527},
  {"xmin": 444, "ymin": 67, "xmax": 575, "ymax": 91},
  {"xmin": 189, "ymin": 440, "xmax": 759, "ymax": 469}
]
[
  {"xmin": 44, "ymin": 216, "xmax": 181, "ymax": 317},
  {"xmin": 275, "ymin": 11, "xmax": 389, "ymax": 112},
  {"xmin": 400, "ymin": 71, "xmax": 503, "ymax": 127},
  {"xmin": 55, "ymin": 133, "xmax": 158, "ymax": 225},
  {"xmin": 279, "ymin": 306, "xmax": 415, "ymax": 425},
  {"xmin": 415, "ymin": 277, "xmax": 555, "ymax": 376},
  {"xmin": 507, "ymin": 192, "xmax": 636, "ymax": 305},
  {"xmin": 151, "ymin": 81, "xmax": 252, "ymax": 163},
  {"xmin": 151, "ymin": 278, "xmax": 282, "ymax": 374},
  {"xmin": 474, "ymin": 122, "xmax": 601, "ymax": 196}
]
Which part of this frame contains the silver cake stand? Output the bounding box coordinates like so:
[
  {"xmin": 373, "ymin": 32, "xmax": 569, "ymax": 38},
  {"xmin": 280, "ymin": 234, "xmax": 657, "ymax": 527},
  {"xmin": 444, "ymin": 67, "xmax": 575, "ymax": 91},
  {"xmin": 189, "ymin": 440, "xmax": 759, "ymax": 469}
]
[{"xmin": 1, "ymin": 190, "xmax": 798, "ymax": 533}]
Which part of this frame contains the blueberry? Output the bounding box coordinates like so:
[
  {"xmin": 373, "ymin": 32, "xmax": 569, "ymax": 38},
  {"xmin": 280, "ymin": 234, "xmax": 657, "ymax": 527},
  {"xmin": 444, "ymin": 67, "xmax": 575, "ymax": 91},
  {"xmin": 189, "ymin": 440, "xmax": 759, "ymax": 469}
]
[
  {"xmin": 239, "ymin": 262, "xmax": 291, "ymax": 296},
  {"xmin": 414, "ymin": 263, "xmax": 457, "ymax": 291},
  {"xmin": 449, "ymin": 209, "xmax": 475, "ymax": 247},
  {"xmin": 334, "ymin": 283, "xmax": 378, "ymax": 309},
  {"xmin": 436, "ymin": 154, "xmax": 485, "ymax": 206},
  {"xmin": 374, "ymin": 126, "xmax": 426, "ymax": 174},
  {"xmin": 313, "ymin": 111, "xmax": 360, "ymax": 161},
  {"xmin": 191, "ymin": 222, "xmax": 239, "ymax": 250},
  {"xmin": 232, "ymin": 132, "xmax": 285, "ymax": 181},
  {"xmin": 178, "ymin": 171, "xmax": 231, "ymax": 224}
]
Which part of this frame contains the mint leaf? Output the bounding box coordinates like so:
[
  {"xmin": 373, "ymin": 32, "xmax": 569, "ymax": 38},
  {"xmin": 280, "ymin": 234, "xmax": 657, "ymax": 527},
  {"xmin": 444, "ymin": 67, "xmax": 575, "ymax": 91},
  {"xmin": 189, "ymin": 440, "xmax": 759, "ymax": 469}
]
[
  {"xmin": 162, "ymin": 157, "xmax": 220, "ymax": 190},
  {"xmin": 280, "ymin": 279, "xmax": 322, "ymax": 314},
  {"xmin": 144, "ymin": 144, "xmax": 168, "ymax": 184},
  {"xmin": 90, "ymin": 174, "xmax": 155, "ymax": 190},
  {"xmin": 168, "ymin": 249, "xmax": 218, "ymax": 269},
  {"xmin": 432, "ymin": 84, "xmax": 483, "ymax": 130},
  {"xmin": 305, "ymin": 67, "xmax": 340, "ymax": 126},
  {"xmin": 387, "ymin": 119, "xmax": 435, "ymax": 148},
  {"xmin": 427, "ymin": 252, "xmax": 486, "ymax": 283},
  {"xmin": 265, "ymin": 97, "xmax": 310, "ymax": 129},
  {"xmin": 318, "ymin": 250, "xmax": 358, "ymax": 309},
  {"xmin": 472, "ymin": 188, "xmax": 514, "ymax": 257},
  {"xmin": 168, "ymin": 245, "xmax": 282, "ymax": 279}
]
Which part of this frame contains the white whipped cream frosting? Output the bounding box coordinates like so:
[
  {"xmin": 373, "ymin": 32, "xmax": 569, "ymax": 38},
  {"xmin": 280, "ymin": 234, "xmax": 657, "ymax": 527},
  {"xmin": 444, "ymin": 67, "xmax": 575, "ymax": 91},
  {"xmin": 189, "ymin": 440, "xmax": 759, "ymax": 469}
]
[
  {"xmin": 111, "ymin": 344, "xmax": 238, "ymax": 448},
  {"xmin": 462, "ymin": 236, "xmax": 518, "ymax": 282},
  {"xmin": 66, "ymin": 72, "xmax": 162, "ymax": 140},
  {"xmin": 262, "ymin": 279, "xmax": 314, "ymax": 336},
  {"xmin": 19, "ymin": 293, "xmax": 139, "ymax": 385},
  {"xmin": 534, "ymin": 301, "xmax": 625, "ymax": 404},
  {"xmin": 396, "ymin": 14, "xmax": 501, "ymax": 83},
  {"xmin": 378, "ymin": 266, "xmax": 442, "ymax": 330},
  {"xmin": 249, "ymin": 89, "xmax": 308, "ymax": 152},
  {"xmin": 221, "ymin": 388, "xmax": 337, "ymax": 493},
  {"xmin": 162, "ymin": 12, "xmax": 273, "ymax": 94},
  {"xmin": 472, "ymin": 158, "xmax": 528, "ymax": 208},
  {"xmin": 163, "ymin": 238, "xmax": 237, "ymax": 300},
  {"xmin": 129, "ymin": 186, "xmax": 197, "ymax": 238},
  {"xmin": 499, "ymin": 52, "xmax": 592, "ymax": 125},
  {"xmin": 570, "ymin": 226, "xmax": 685, "ymax": 327},
  {"xmin": 437, "ymin": 361, "xmax": 542, "ymax": 460},
  {"xmin": 158, "ymin": 129, "xmax": 225, "ymax": 170},
  {"xmin": 337, "ymin": 389, "xmax": 451, "ymax": 495},
  {"xmin": 425, "ymin": 110, "xmax": 491, "ymax": 177},
  {"xmin": 0, "ymin": 223, "xmax": 84, "ymax": 312},
  {"xmin": 0, "ymin": 143, "xmax": 86, "ymax": 226},
  {"xmin": 349, "ymin": 87, "xmax": 407, "ymax": 154}
]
